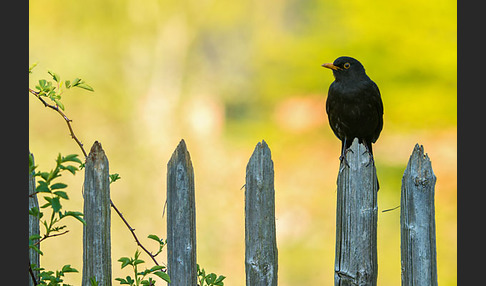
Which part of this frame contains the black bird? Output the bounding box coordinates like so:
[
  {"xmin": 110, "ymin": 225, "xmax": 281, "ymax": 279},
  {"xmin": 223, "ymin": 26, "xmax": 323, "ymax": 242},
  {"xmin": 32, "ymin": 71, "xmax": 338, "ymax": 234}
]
[{"xmin": 322, "ymin": 56, "xmax": 384, "ymax": 166}]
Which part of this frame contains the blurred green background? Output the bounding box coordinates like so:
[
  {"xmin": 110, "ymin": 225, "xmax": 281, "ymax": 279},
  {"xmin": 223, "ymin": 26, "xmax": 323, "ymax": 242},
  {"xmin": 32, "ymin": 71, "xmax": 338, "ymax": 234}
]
[{"xmin": 29, "ymin": 0, "xmax": 456, "ymax": 285}]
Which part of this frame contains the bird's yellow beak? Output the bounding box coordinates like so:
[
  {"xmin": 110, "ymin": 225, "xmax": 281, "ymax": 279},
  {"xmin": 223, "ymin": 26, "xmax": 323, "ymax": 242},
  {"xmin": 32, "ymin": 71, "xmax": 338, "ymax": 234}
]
[{"xmin": 322, "ymin": 63, "xmax": 340, "ymax": 70}]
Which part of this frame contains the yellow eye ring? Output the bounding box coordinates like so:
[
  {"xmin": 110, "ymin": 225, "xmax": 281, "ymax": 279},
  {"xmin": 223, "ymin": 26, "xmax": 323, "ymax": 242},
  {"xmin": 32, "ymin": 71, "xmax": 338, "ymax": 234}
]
[{"xmin": 343, "ymin": 63, "xmax": 351, "ymax": 69}]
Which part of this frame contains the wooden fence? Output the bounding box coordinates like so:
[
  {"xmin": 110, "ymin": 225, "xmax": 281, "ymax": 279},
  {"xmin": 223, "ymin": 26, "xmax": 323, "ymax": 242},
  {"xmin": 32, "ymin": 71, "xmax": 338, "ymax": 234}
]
[{"xmin": 29, "ymin": 138, "xmax": 438, "ymax": 285}]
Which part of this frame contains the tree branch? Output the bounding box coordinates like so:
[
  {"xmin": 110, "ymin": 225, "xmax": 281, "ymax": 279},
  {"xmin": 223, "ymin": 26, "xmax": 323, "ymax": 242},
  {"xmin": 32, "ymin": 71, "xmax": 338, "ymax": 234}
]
[
  {"xmin": 29, "ymin": 88, "xmax": 87, "ymax": 158},
  {"xmin": 34, "ymin": 230, "xmax": 70, "ymax": 247},
  {"xmin": 110, "ymin": 200, "xmax": 166, "ymax": 269},
  {"xmin": 29, "ymin": 261, "xmax": 39, "ymax": 285}
]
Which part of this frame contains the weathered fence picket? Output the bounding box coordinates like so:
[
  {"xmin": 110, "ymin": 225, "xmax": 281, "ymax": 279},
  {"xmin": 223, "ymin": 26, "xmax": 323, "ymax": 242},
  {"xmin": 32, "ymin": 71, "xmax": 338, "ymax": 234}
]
[
  {"xmin": 245, "ymin": 140, "xmax": 278, "ymax": 286},
  {"xmin": 27, "ymin": 137, "xmax": 440, "ymax": 285},
  {"xmin": 400, "ymin": 144, "xmax": 438, "ymax": 286},
  {"xmin": 166, "ymin": 139, "xmax": 197, "ymax": 286},
  {"xmin": 334, "ymin": 138, "xmax": 378, "ymax": 286},
  {"xmin": 29, "ymin": 152, "xmax": 40, "ymax": 286},
  {"xmin": 82, "ymin": 141, "xmax": 112, "ymax": 286}
]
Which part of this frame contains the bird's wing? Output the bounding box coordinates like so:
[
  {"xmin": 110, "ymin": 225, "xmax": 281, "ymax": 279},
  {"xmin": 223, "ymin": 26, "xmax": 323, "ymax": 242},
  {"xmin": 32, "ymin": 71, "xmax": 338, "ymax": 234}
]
[{"xmin": 370, "ymin": 81, "xmax": 384, "ymax": 143}]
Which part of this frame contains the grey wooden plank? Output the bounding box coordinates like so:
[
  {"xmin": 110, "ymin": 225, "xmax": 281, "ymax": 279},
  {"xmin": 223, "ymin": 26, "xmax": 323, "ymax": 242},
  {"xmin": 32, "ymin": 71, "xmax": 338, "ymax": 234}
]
[
  {"xmin": 29, "ymin": 152, "xmax": 40, "ymax": 286},
  {"xmin": 400, "ymin": 144, "xmax": 438, "ymax": 286},
  {"xmin": 245, "ymin": 140, "xmax": 278, "ymax": 286},
  {"xmin": 334, "ymin": 138, "xmax": 378, "ymax": 286},
  {"xmin": 167, "ymin": 139, "xmax": 197, "ymax": 286},
  {"xmin": 82, "ymin": 141, "xmax": 112, "ymax": 286}
]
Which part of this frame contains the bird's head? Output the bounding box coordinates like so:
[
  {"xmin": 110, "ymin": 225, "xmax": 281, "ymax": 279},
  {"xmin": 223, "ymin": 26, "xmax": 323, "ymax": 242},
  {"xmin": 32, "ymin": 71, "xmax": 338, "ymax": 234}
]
[{"xmin": 322, "ymin": 56, "xmax": 367, "ymax": 82}]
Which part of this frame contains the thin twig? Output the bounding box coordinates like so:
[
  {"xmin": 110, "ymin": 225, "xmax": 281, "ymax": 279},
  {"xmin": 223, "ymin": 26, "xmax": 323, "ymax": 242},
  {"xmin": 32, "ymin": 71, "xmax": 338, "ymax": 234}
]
[
  {"xmin": 28, "ymin": 192, "xmax": 39, "ymax": 198},
  {"xmin": 29, "ymin": 88, "xmax": 87, "ymax": 158},
  {"xmin": 34, "ymin": 230, "xmax": 70, "ymax": 246},
  {"xmin": 382, "ymin": 205, "xmax": 400, "ymax": 213},
  {"xmin": 29, "ymin": 261, "xmax": 39, "ymax": 285},
  {"xmin": 110, "ymin": 199, "xmax": 165, "ymax": 269}
]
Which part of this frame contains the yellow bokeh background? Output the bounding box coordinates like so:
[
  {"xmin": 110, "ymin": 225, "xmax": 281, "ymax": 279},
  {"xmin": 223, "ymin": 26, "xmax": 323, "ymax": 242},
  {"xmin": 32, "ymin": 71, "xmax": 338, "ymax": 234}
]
[{"xmin": 29, "ymin": 0, "xmax": 456, "ymax": 285}]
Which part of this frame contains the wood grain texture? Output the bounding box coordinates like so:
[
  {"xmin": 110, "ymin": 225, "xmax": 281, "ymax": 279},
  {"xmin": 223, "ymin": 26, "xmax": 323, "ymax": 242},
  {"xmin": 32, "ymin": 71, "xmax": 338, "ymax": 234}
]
[
  {"xmin": 245, "ymin": 140, "xmax": 278, "ymax": 286},
  {"xmin": 400, "ymin": 144, "xmax": 438, "ymax": 286},
  {"xmin": 29, "ymin": 152, "xmax": 40, "ymax": 286},
  {"xmin": 167, "ymin": 139, "xmax": 197, "ymax": 286},
  {"xmin": 334, "ymin": 138, "xmax": 378, "ymax": 286},
  {"xmin": 82, "ymin": 141, "xmax": 112, "ymax": 286}
]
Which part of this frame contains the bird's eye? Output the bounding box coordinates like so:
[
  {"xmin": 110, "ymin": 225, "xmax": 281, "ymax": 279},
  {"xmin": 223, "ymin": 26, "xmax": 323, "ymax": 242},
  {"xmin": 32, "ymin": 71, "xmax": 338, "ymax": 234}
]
[{"xmin": 343, "ymin": 63, "xmax": 351, "ymax": 69}]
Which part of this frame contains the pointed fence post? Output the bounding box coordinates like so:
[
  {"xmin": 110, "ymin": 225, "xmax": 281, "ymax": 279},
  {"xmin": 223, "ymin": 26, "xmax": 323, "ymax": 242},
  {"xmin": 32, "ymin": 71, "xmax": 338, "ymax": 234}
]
[
  {"xmin": 400, "ymin": 144, "xmax": 438, "ymax": 286},
  {"xmin": 334, "ymin": 138, "xmax": 378, "ymax": 286},
  {"xmin": 245, "ymin": 140, "xmax": 278, "ymax": 286},
  {"xmin": 82, "ymin": 141, "xmax": 112, "ymax": 286},
  {"xmin": 167, "ymin": 139, "xmax": 197, "ymax": 286},
  {"xmin": 29, "ymin": 152, "xmax": 40, "ymax": 286}
]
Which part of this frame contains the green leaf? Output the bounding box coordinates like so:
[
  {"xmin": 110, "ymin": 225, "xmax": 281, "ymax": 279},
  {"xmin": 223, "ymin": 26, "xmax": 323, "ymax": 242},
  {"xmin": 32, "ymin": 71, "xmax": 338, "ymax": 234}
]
[
  {"xmin": 51, "ymin": 197, "xmax": 62, "ymax": 213},
  {"xmin": 138, "ymin": 268, "xmax": 151, "ymax": 276},
  {"xmin": 51, "ymin": 183, "xmax": 68, "ymax": 190},
  {"xmin": 149, "ymin": 265, "xmax": 165, "ymax": 272},
  {"xmin": 39, "ymin": 79, "xmax": 47, "ymax": 89},
  {"xmin": 141, "ymin": 280, "xmax": 152, "ymax": 286},
  {"xmin": 118, "ymin": 257, "xmax": 131, "ymax": 269},
  {"xmin": 40, "ymin": 197, "xmax": 52, "ymax": 209},
  {"xmin": 29, "ymin": 244, "xmax": 44, "ymax": 256},
  {"xmin": 29, "ymin": 207, "xmax": 44, "ymax": 219},
  {"xmin": 65, "ymin": 80, "xmax": 71, "ymax": 88},
  {"xmin": 54, "ymin": 98, "xmax": 65, "ymax": 111},
  {"xmin": 72, "ymin": 78, "xmax": 81, "ymax": 86},
  {"xmin": 153, "ymin": 271, "xmax": 171, "ymax": 283},
  {"xmin": 61, "ymin": 264, "xmax": 78, "ymax": 273},
  {"xmin": 89, "ymin": 276, "xmax": 99, "ymax": 286},
  {"xmin": 61, "ymin": 165, "xmax": 79, "ymax": 175},
  {"xmin": 39, "ymin": 172, "xmax": 50, "ymax": 181},
  {"xmin": 115, "ymin": 277, "xmax": 129, "ymax": 284},
  {"xmin": 29, "ymin": 153, "xmax": 37, "ymax": 174},
  {"xmin": 214, "ymin": 275, "xmax": 226, "ymax": 285},
  {"xmin": 63, "ymin": 210, "xmax": 83, "ymax": 217},
  {"xmin": 47, "ymin": 89, "xmax": 57, "ymax": 99},
  {"xmin": 76, "ymin": 83, "xmax": 94, "ymax": 92},
  {"xmin": 36, "ymin": 181, "xmax": 50, "ymax": 193},
  {"xmin": 29, "ymin": 62, "xmax": 37, "ymax": 73},
  {"xmin": 48, "ymin": 70, "xmax": 60, "ymax": 82},
  {"xmin": 29, "ymin": 234, "xmax": 42, "ymax": 241},
  {"xmin": 61, "ymin": 211, "xmax": 85, "ymax": 224},
  {"xmin": 147, "ymin": 234, "xmax": 160, "ymax": 242},
  {"xmin": 133, "ymin": 259, "xmax": 145, "ymax": 266},
  {"xmin": 53, "ymin": 191, "xmax": 69, "ymax": 199},
  {"xmin": 62, "ymin": 154, "xmax": 82, "ymax": 164},
  {"xmin": 46, "ymin": 169, "xmax": 61, "ymax": 182},
  {"xmin": 109, "ymin": 173, "xmax": 121, "ymax": 184},
  {"xmin": 205, "ymin": 273, "xmax": 216, "ymax": 284},
  {"xmin": 56, "ymin": 153, "xmax": 63, "ymax": 164},
  {"xmin": 125, "ymin": 276, "xmax": 135, "ymax": 284}
]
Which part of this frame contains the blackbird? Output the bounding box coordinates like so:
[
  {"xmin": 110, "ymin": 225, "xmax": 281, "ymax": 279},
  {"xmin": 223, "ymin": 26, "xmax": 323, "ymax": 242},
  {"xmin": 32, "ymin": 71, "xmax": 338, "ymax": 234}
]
[{"xmin": 322, "ymin": 56, "xmax": 383, "ymax": 166}]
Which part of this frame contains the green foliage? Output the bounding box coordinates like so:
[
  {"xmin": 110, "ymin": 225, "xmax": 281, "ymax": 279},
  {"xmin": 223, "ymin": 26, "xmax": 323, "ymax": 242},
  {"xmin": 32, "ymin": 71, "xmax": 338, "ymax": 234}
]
[
  {"xmin": 110, "ymin": 173, "xmax": 122, "ymax": 184},
  {"xmin": 31, "ymin": 263, "xmax": 79, "ymax": 286},
  {"xmin": 29, "ymin": 152, "xmax": 85, "ymax": 252},
  {"xmin": 29, "ymin": 62, "xmax": 38, "ymax": 74},
  {"xmin": 89, "ymin": 277, "xmax": 99, "ymax": 286},
  {"xmin": 146, "ymin": 234, "xmax": 166, "ymax": 257},
  {"xmin": 197, "ymin": 265, "xmax": 226, "ymax": 286},
  {"xmin": 29, "ymin": 152, "xmax": 85, "ymax": 285},
  {"xmin": 116, "ymin": 250, "xmax": 170, "ymax": 285},
  {"xmin": 30, "ymin": 66, "xmax": 93, "ymax": 111}
]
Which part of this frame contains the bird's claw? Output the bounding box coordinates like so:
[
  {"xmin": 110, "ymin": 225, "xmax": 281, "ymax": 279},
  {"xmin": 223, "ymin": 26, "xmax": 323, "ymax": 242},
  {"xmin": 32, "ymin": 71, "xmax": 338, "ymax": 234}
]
[
  {"xmin": 339, "ymin": 148, "xmax": 354, "ymax": 169},
  {"xmin": 362, "ymin": 149, "xmax": 375, "ymax": 167}
]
